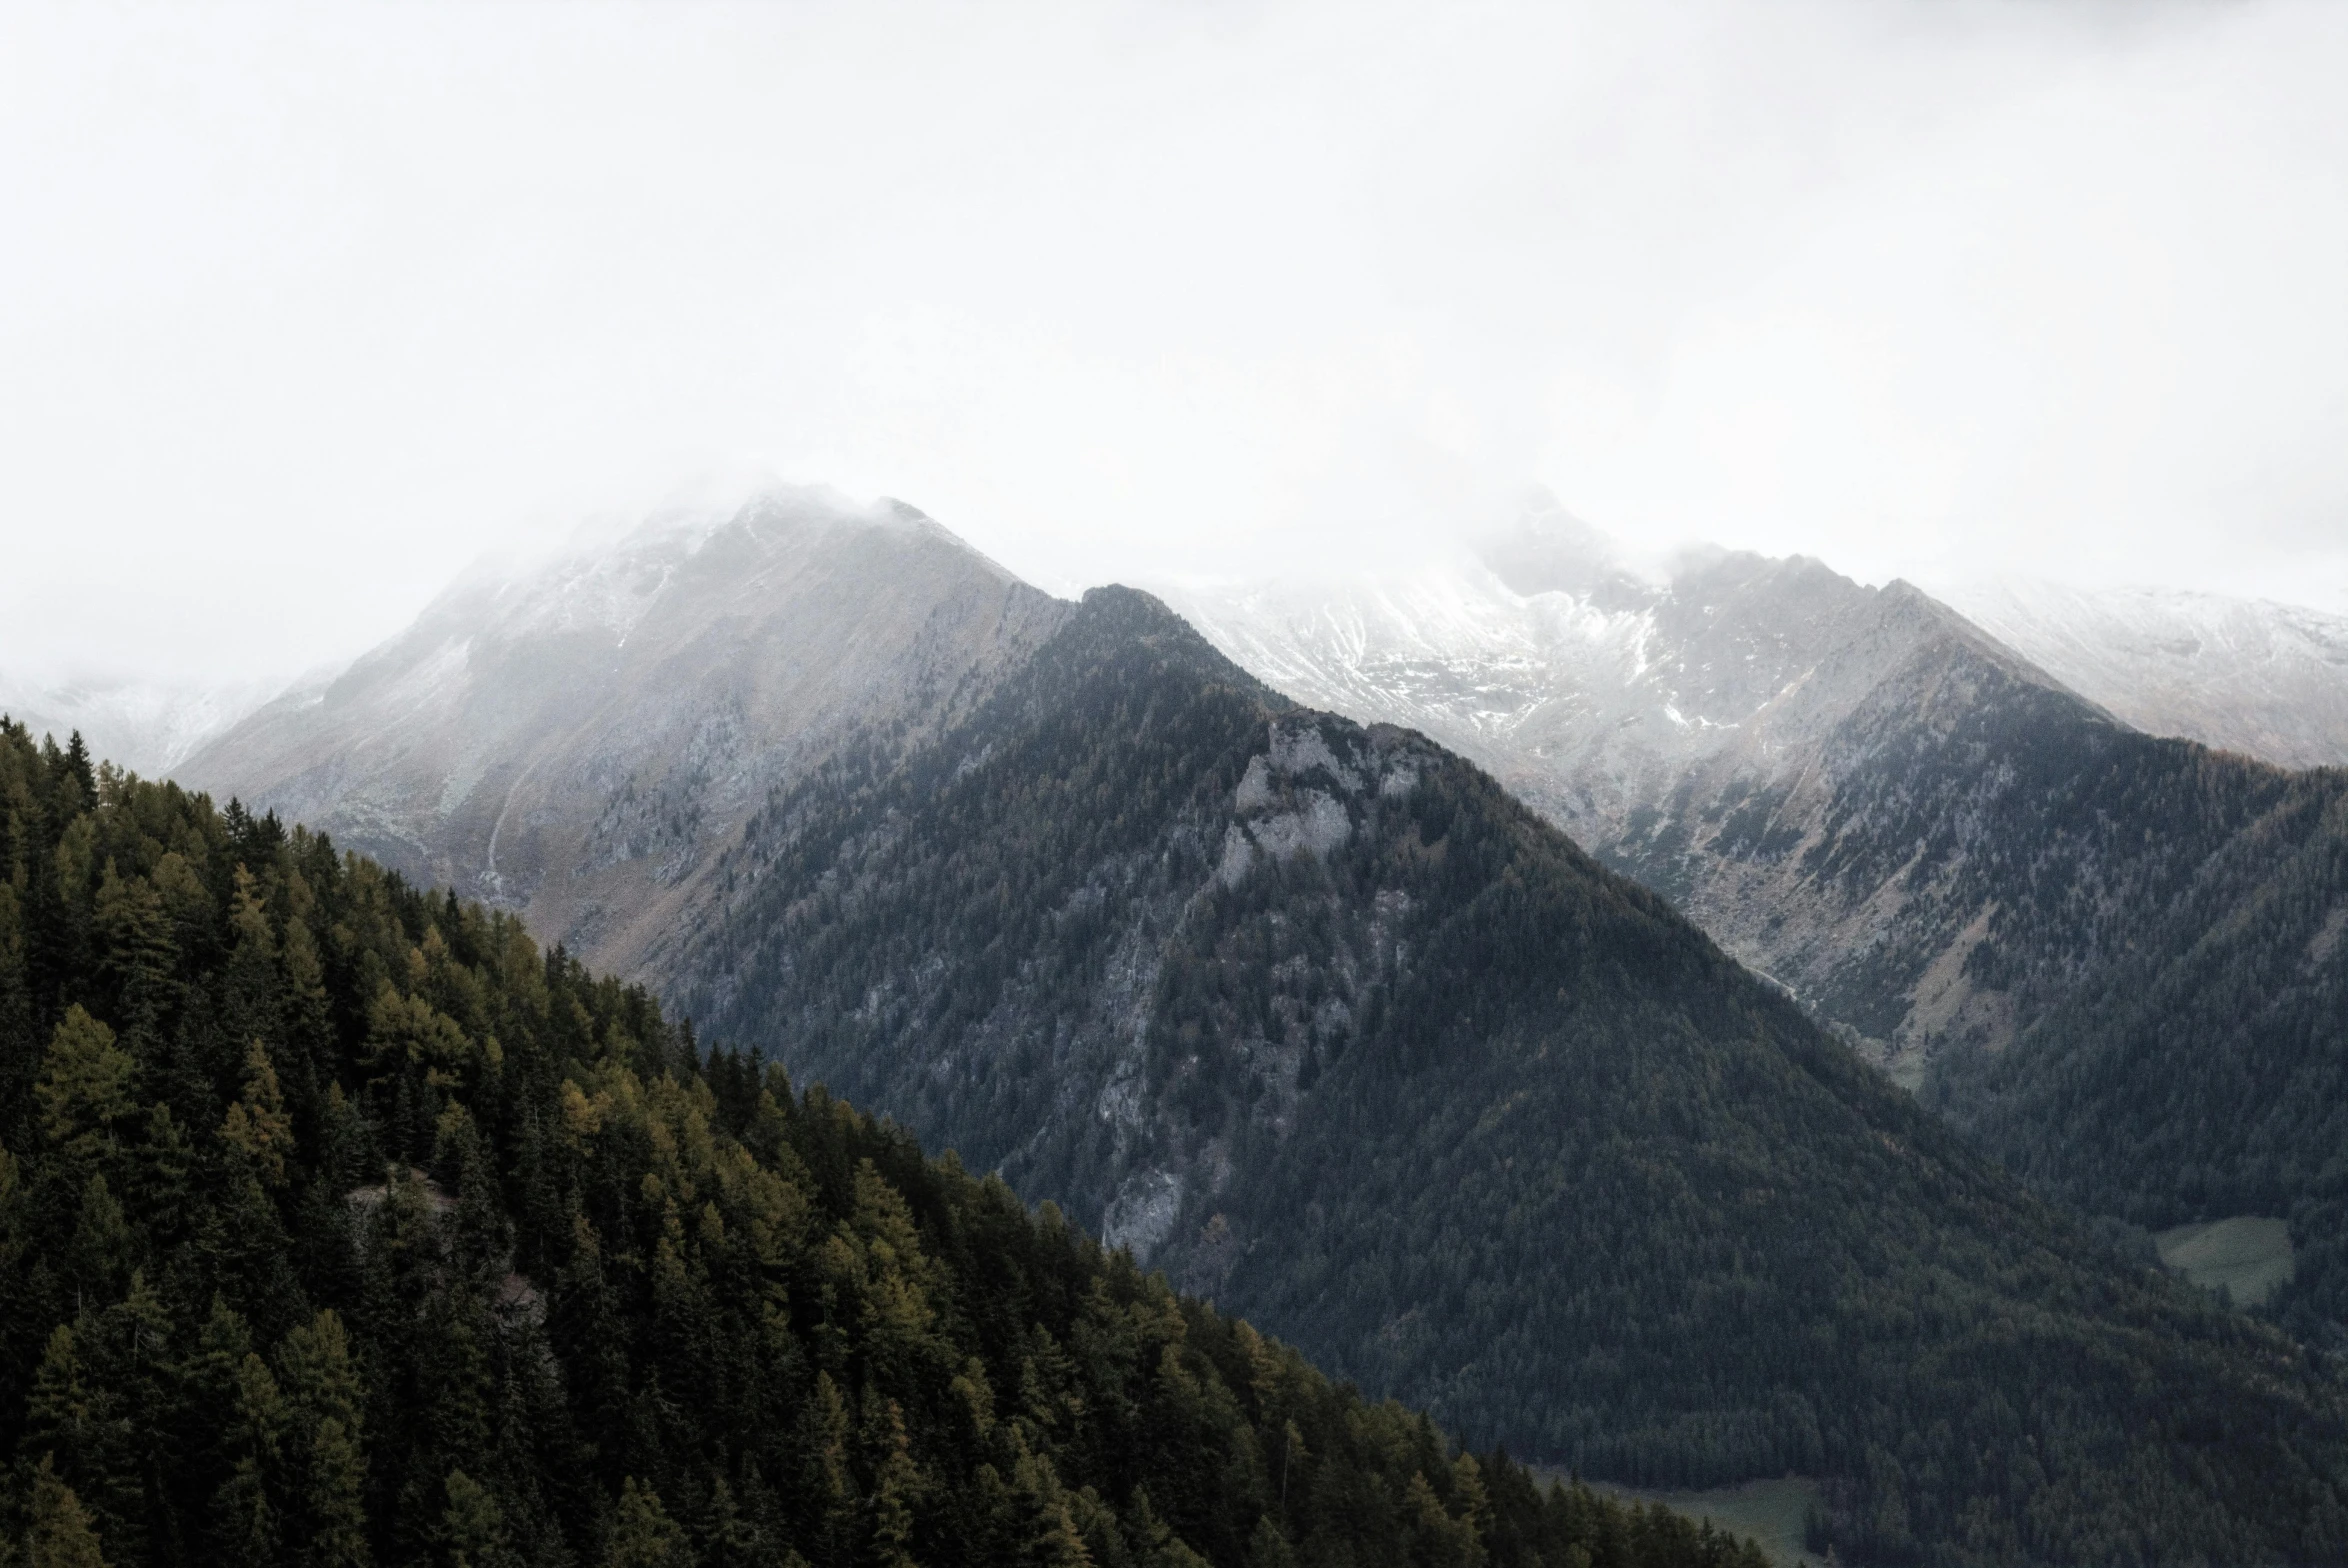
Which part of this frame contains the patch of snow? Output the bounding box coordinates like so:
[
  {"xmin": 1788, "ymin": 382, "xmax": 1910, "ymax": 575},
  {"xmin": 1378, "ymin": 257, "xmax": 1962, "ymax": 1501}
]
[{"xmin": 1933, "ymin": 575, "xmax": 2348, "ymax": 769}]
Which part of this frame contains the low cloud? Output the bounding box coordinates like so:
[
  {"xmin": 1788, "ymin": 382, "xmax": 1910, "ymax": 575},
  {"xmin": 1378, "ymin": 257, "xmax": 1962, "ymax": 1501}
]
[{"xmin": 4, "ymin": 0, "xmax": 2344, "ymax": 682}]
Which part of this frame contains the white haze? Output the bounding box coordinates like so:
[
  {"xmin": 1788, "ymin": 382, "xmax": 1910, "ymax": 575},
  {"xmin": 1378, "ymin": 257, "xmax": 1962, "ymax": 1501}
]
[{"xmin": 3, "ymin": 0, "xmax": 2345, "ymax": 685}]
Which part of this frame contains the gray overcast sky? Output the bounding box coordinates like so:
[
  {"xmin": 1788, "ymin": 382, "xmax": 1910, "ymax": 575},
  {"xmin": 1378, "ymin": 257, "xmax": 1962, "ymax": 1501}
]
[{"xmin": 5, "ymin": 0, "xmax": 2346, "ymax": 683}]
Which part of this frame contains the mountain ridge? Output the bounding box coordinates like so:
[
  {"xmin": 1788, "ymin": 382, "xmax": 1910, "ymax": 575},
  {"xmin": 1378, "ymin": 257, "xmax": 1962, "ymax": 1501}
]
[
  {"xmin": 1933, "ymin": 576, "xmax": 2348, "ymax": 770},
  {"xmin": 178, "ymin": 489, "xmax": 1072, "ymax": 982},
  {"xmin": 1160, "ymin": 526, "xmax": 2348, "ymax": 1341},
  {"xmin": 659, "ymin": 581, "xmax": 2348, "ymax": 1565},
  {"xmin": 166, "ymin": 496, "xmax": 2348, "ymax": 1560}
]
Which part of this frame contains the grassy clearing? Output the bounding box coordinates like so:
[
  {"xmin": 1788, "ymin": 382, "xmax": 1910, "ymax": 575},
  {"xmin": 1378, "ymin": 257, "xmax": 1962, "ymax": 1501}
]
[
  {"xmin": 1534, "ymin": 1474, "xmax": 1823, "ymax": 1567},
  {"xmin": 2155, "ymin": 1216, "xmax": 2295, "ymax": 1307}
]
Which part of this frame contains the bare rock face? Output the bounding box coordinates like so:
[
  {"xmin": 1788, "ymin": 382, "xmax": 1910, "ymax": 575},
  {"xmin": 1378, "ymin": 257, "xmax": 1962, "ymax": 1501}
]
[
  {"xmin": 1931, "ymin": 576, "xmax": 2348, "ymax": 771},
  {"xmin": 178, "ymin": 489, "xmax": 1071, "ymax": 979}
]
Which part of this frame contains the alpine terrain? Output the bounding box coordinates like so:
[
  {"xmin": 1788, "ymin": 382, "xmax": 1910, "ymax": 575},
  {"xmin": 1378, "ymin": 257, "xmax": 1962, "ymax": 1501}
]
[
  {"xmin": 1931, "ymin": 577, "xmax": 2348, "ymax": 771},
  {"xmin": 179, "ymin": 489, "xmax": 1070, "ymax": 981},
  {"xmin": 1160, "ymin": 513, "xmax": 2348, "ymax": 1342},
  {"xmin": 174, "ymin": 492, "xmax": 2348, "ymax": 1564},
  {"xmin": 662, "ymin": 580, "xmax": 2348, "ymax": 1565},
  {"xmin": 0, "ymin": 673, "xmax": 279, "ymax": 780}
]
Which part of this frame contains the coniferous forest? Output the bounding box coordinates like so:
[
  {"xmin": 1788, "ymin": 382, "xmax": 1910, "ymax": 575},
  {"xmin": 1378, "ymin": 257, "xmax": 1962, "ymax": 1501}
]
[{"xmin": 0, "ymin": 719, "xmax": 1771, "ymax": 1567}]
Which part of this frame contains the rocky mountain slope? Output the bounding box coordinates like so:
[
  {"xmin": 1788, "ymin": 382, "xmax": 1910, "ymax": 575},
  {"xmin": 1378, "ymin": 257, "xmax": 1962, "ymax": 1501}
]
[
  {"xmin": 664, "ymin": 584, "xmax": 2348, "ymax": 1567},
  {"xmin": 178, "ymin": 489, "xmax": 1070, "ymax": 979},
  {"xmin": 1158, "ymin": 520, "xmax": 2124, "ymax": 1086},
  {"xmin": 1932, "ymin": 577, "xmax": 2348, "ymax": 771},
  {"xmin": 1158, "ymin": 519, "xmax": 2348, "ymax": 1338}
]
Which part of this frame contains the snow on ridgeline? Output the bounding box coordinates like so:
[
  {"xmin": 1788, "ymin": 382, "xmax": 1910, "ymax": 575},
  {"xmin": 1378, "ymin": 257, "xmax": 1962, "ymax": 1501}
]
[
  {"xmin": 0, "ymin": 671, "xmax": 288, "ymax": 778},
  {"xmin": 1932, "ymin": 576, "xmax": 2348, "ymax": 771}
]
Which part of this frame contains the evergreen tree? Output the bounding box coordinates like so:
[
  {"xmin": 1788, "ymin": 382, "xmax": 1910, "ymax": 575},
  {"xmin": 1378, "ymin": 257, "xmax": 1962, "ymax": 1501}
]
[
  {"xmin": 439, "ymin": 1469, "xmax": 511, "ymax": 1568},
  {"xmin": 35, "ymin": 1011, "xmax": 132, "ymax": 1160},
  {"xmin": 610, "ymin": 1477, "xmax": 693, "ymax": 1568},
  {"xmin": 24, "ymin": 1455, "xmax": 109, "ymax": 1568}
]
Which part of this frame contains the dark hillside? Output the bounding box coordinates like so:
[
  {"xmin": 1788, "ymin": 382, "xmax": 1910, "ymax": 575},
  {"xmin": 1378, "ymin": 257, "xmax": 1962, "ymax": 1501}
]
[
  {"xmin": 1927, "ymin": 758, "xmax": 2348, "ymax": 1341},
  {"xmin": 1160, "ymin": 535, "xmax": 2348, "ymax": 1342},
  {"xmin": 0, "ymin": 720, "xmax": 1764, "ymax": 1568},
  {"xmin": 675, "ymin": 588, "xmax": 2348, "ymax": 1567}
]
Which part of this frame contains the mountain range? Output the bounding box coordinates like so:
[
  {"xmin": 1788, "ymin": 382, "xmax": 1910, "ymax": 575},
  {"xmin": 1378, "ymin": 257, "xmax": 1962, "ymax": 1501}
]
[
  {"xmin": 1161, "ymin": 518, "xmax": 2348, "ymax": 1346},
  {"xmin": 143, "ymin": 491, "xmax": 2348, "ymax": 1565}
]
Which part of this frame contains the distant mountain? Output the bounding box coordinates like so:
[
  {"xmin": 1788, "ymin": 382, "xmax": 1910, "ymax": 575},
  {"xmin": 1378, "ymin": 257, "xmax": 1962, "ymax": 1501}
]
[
  {"xmin": 1156, "ymin": 518, "xmax": 2121, "ymax": 1086},
  {"xmin": 178, "ymin": 489, "xmax": 1070, "ymax": 980},
  {"xmin": 1159, "ymin": 517, "xmax": 2348, "ymax": 1341},
  {"xmin": 1932, "ymin": 577, "xmax": 2348, "ymax": 770},
  {"xmin": 666, "ymin": 583, "xmax": 2348, "ymax": 1566},
  {"xmin": 0, "ymin": 672, "xmax": 280, "ymax": 777}
]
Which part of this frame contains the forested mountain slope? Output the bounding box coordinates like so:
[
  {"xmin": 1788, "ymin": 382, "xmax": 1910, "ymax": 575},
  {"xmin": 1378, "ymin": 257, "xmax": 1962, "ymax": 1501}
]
[
  {"xmin": 0, "ymin": 722, "xmax": 1769, "ymax": 1568},
  {"xmin": 1163, "ymin": 522, "xmax": 2348, "ymax": 1339},
  {"xmin": 667, "ymin": 586, "xmax": 2348, "ymax": 1567},
  {"xmin": 1925, "ymin": 757, "xmax": 2348, "ymax": 1343},
  {"xmin": 178, "ymin": 489, "xmax": 1069, "ymax": 980}
]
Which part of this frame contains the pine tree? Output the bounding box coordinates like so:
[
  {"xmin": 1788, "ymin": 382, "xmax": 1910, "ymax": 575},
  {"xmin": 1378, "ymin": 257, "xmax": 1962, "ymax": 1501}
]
[
  {"xmin": 280, "ymin": 1310, "xmax": 370, "ymax": 1568},
  {"xmin": 23, "ymin": 1454, "xmax": 108, "ymax": 1568},
  {"xmin": 20, "ymin": 1328, "xmax": 90, "ymax": 1483},
  {"xmin": 90, "ymin": 866, "xmax": 174, "ymax": 1044},
  {"xmin": 305, "ymin": 1418, "xmax": 370, "ymax": 1568},
  {"xmin": 610, "ymin": 1477, "xmax": 695, "ymax": 1568},
  {"xmin": 803, "ymin": 1372, "xmax": 855, "ymax": 1568},
  {"xmin": 35, "ymin": 1010, "xmax": 132, "ymax": 1160},
  {"xmin": 70, "ymin": 1270, "xmax": 173, "ymax": 1564},
  {"xmin": 64, "ymin": 1177, "xmax": 131, "ymax": 1299},
  {"xmin": 703, "ymin": 1478, "xmax": 766, "ymax": 1568},
  {"xmin": 864, "ymin": 1399, "xmax": 920, "ymax": 1568},
  {"xmin": 213, "ymin": 1351, "xmax": 289, "ymax": 1562},
  {"xmin": 442, "ymin": 1469, "xmax": 513, "ymax": 1568},
  {"xmin": 219, "ymin": 1039, "xmax": 293, "ymax": 1187},
  {"xmin": 1246, "ymin": 1516, "xmax": 1295, "ymax": 1568}
]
